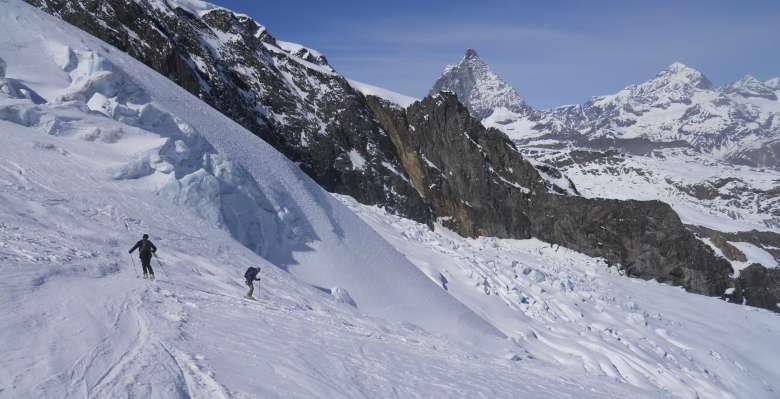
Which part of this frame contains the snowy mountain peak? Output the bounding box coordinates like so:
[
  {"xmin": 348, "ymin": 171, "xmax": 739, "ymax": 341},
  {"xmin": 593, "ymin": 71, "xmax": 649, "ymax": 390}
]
[
  {"xmin": 654, "ymin": 62, "xmax": 713, "ymax": 90},
  {"xmin": 586, "ymin": 62, "xmax": 714, "ymax": 113},
  {"xmin": 730, "ymin": 74, "xmax": 762, "ymax": 87},
  {"xmin": 665, "ymin": 61, "xmax": 694, "ymax": 73},
  {"xmin": 464, "ymin": 47, "xmax": 479, "ymax": 59},
  {"xmin": 431, "ymin": 48, "xmax": 532, "ymax": 119},
  {"xmin": 765, "ymin": 77, "xmax": 780, "ymax": 90},
  {"xmin": 725, "ymin": 74, "xmax": 777, "ymax": 99}
]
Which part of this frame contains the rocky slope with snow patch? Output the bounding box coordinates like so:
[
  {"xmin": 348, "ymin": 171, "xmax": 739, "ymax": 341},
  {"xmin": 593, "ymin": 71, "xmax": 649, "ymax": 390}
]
[
  {"xmin": 430, "ymin": 50, "xmax": 780, "ymax": 310},
  {"xmin": 367, "ymin": 92, "xmax": 734, "ymax": 298},
  {"xmin": 525, "ymin": 147, "xmax": 780, "ymax": 232},
  {"xmin": 25, "ymin": 0, "xmax": 432, "ymax": 223}
]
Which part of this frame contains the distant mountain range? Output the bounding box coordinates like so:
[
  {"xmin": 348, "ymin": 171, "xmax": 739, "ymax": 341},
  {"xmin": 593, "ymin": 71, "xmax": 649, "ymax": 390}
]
[{"xmin": 434, "ymin": 49, "xmax": 780, "ymax": 169}]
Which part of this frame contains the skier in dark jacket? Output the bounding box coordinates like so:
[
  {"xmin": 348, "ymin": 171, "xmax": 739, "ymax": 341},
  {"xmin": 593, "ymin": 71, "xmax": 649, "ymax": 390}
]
[
  {"xmin": 129, "ymin": 234, "xmax": 157, "ymax": 280},
  {"xmin": 244, "ymin": 266, "xmax": 261, "ymax": 299}
]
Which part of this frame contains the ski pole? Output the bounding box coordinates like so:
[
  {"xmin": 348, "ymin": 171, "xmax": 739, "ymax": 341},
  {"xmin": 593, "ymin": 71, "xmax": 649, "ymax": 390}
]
[{"xmin": 129, "ymin": 254, "xmax": 140, "ymax": 278}]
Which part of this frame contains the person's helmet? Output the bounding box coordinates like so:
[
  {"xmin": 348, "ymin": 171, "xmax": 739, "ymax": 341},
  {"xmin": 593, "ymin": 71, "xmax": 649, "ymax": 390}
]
[{"xmin": 142, "ymin": 234, "xmax": 149, "ymax": 239}]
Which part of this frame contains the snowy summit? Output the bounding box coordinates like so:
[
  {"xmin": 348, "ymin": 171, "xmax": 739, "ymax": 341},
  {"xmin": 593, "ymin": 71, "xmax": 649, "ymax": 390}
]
[{"xmin": 430, "ymin": 48, "xmax": 533, "ymax": 119}]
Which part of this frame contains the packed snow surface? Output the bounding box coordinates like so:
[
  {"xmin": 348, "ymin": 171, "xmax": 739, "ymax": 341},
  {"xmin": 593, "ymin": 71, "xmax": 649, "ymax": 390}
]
[
  {"xmin": 0, "ymin": 1, "xmax": 662, "ymax": 398},
  {"xmin": 339, "ymin": 195, "xmax": 780, "ymax": 399}
]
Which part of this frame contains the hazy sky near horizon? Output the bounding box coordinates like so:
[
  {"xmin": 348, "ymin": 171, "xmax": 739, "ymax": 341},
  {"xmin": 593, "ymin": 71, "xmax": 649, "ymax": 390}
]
[{"xmin": 211, "ymin": 0, "xmax": 779, "ymax": 109}]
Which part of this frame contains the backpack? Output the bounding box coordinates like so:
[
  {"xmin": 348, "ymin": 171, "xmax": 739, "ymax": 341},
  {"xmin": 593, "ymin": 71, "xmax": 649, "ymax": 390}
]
[
  {"xmin": 138, "ymin": 240, "xmax": 154, "ymax": 255},
  {"xmin": 244, "ymin": 267, "xmax": 259, "ymax": 281}
]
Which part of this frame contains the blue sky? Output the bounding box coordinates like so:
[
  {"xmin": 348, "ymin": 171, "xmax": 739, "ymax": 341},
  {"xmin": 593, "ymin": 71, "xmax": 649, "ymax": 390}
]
[{"xmin": 213, "ymin": 0, "xmax": 779, "ymax": 109}]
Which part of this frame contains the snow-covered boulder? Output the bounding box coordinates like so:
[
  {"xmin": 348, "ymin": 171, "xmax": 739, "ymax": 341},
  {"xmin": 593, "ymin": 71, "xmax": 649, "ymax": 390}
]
[{"xmin": 330, "ymin": 287, "xmax": 357, "ymax": 307}]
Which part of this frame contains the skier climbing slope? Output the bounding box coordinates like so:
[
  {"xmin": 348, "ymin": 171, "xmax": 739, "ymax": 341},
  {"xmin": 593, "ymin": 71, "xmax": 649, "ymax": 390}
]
[
  {"xmin": 244, "ymin": 266, "xmax": 262, "ymax": 300},
  {"xmin": 129, "ymin": 234, "xmax": 157, "ymax": 280}
]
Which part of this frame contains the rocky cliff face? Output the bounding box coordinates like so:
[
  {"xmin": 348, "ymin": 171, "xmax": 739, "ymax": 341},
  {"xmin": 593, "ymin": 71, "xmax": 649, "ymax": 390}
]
[
  {"xmin": 368, "ymin": 92, "xmax": 734, "ymax": 298},
  {"xmin": 26, "ymin": 0, "xmax": 431, "ymax": 223},
  {"xmin": 367, "ymin": 93, "xmax": 544, "ymax": 238}
]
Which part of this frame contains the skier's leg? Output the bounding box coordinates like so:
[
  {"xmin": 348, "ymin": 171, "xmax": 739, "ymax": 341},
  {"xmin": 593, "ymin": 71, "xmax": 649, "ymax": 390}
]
[
  {"xmin": 148, "ymin": 262, "xmax": 155, "ymax": 280},
  {"xmin": 246, "ymin": 280, "xmax": 254, "ymax": 298},
  {"xmin": 141, "ymin": 257, "xmax": 154, "ymax": 279}
]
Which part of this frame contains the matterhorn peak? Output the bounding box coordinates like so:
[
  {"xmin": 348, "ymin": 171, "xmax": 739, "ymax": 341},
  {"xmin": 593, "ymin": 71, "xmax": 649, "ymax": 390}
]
[{"xmin": 430, "ymin": 49, "xmax": 532, "ymax": 119}]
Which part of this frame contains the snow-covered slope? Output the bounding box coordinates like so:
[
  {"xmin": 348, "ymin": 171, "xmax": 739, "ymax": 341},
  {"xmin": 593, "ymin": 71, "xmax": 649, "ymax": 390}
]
[
  {"xmin": 340, "ymin": 195, "xmax": 780, "ymax": 399},
  {"xmin": 0, "ymin": 0, "xmax": 504, "ymax": 342},
  {"xmin": 0, "ymin": 2, "xmax": 681, "ymax": 398},
  {"xmin": 3, "ymin": 2, "xmax": 779, "ymax": 398},
  {"xmin": 26, "ymin": 0, "xmax": 434, "ymax": 225}
]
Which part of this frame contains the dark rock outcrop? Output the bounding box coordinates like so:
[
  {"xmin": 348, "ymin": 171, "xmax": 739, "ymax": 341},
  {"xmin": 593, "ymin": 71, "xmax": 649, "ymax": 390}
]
[
  {"xmin": 369, "ymin": 92, "xmax": 734, "ymax": 298},
  {"xmin": 690, "ymin": 225, "xmax": 780, "ymax": 309},
  {"xmin": 732, "ymin": 265, "xmax": 780, "ymax": 311},
  {"xmin": 689, "ymin": 226, "xmax": 780, "ymax": 264},
  {"xmin": 367, "ymin": 93, "xmax": 542, "ymax": 237}
]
